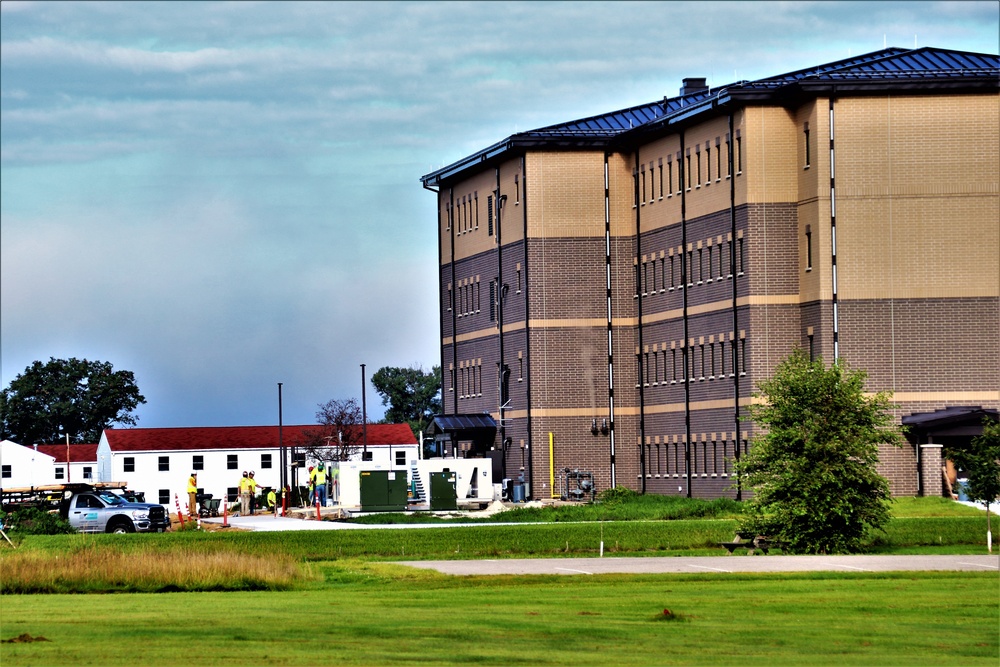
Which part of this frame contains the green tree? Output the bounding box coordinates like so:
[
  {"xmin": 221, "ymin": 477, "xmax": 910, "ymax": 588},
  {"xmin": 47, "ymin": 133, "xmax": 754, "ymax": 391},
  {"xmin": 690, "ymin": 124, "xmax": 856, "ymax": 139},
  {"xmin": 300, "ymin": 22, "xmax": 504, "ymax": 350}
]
[
  {"xmin": 735, "ymin": 349, "xmax": 904, "ymax": 554},
  {"xmin": 946, "ymin": 418, "xmax": 1000, "ymax": 551},
  {"xmin": 0, "ymin": 358, "xmax": 146, "ymax": 445},
  {"xmin": 370, "ymin": 365, "xmax": 441, "ymax": 435}
]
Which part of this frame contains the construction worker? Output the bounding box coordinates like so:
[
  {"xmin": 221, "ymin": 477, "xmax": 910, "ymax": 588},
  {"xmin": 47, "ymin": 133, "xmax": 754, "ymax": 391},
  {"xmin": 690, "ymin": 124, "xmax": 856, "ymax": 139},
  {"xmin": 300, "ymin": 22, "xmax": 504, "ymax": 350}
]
[
  {"xmin": 248, "ymin": 471, "xmax": 258, "ymax": 515},
  {"xmin": 314, "ymin": 462, "xmax": 328, "ymax": 507},
  {"xmin": 187, "ymin": 472, "xmax": 198, "ymax": 518},
  {"xmin": 239, "ymin": 471, "xmax": 251, "ymax": 516},
  {"xmin": 266, "ymin": 487, "xmax": 276, "ymax": 514},
  {"xmin": 306, "ymin": 466, "xmax": 315, "ymax": 506}
]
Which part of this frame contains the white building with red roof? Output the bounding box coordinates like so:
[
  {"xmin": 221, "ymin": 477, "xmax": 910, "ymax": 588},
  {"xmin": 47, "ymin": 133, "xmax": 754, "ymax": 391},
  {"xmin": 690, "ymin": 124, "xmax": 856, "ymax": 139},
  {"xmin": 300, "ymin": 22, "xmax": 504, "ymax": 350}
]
[
  {"xmin": 34, "ymin": 443, "xmax": 99, "ymax": 485},
  {"xmin": 1, "ymin": 440, "xmax": 57, "ymax": 488},
  {"xmin": 96, "ymin": 424, "xmax": 418, "ymax": 510}
]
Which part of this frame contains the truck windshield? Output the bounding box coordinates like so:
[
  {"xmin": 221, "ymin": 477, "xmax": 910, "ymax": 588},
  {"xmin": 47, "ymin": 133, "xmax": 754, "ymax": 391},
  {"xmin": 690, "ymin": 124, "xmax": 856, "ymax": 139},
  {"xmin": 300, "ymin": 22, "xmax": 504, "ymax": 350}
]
[{"xmin": 97, "ymin": 492, "xmax": 125, "ymax": 506}]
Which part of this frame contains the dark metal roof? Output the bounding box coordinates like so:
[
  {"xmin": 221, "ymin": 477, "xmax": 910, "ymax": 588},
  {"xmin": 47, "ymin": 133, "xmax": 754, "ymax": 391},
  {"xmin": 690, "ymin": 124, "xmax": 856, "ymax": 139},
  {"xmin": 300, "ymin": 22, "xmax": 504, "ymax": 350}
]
[
  {"xmin": 902, "ymin": 406, "xmax": 999, "ymax": 428},
  {"xmin": 425, "ymin": 415, "xmax": 498, "ymax": 449},
  {"xmin": 421, "ymin": 46, "xmax": 999, "ymax": 187}
]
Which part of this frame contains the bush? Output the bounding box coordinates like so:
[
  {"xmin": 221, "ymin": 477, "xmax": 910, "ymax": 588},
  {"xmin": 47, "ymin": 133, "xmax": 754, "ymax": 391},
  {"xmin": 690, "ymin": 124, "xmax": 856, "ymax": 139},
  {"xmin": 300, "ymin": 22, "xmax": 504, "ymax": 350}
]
[
  {"xmin": 1, "ymin": 507, "xmax": 75, "ymax": 535},
  {"xmin": 598, "ymin": 485, "xmax": 640, "ymax": 504}
]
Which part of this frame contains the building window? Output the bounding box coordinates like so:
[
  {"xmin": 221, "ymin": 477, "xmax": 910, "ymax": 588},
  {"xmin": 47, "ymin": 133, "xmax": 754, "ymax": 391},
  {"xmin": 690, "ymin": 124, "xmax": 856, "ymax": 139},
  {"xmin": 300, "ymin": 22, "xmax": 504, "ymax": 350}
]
[
  {"xmin": 227, "ymin": 487, "xmax": 239, "ymax": 503},
  {"xmin": 516, "ymin": 264, "xmax": 522, "ymax": 294},
  {"xmin": 805, "ymin": 225, "xmax": 813, "ymax": 271},
  {"xmin": 725, "ymin": 134, "xmax": 732, "ymax": 178},
  {"xmin": 697, "ymin": 247, "xmax": 704, "ymax": 284},
  {"xmin": 294, "ymin": 452, "xmax": 306, "ymax": 467},
  {"xmin": 695, "ymin": 148, "xmax": 702, "ymax": 186},
  {"xmin": 489, "ymin": 280, "xmax": 497, "ymax": 321},
  {"xmin": 55, "ymin": 466, "xmax": 65, "ymax": 480},
  {"xmin": 395, "ymin": 451, "xmax": 406, "ymax": 466},
  {"xmin": 449, "ymin": 366, "xmax": 455, "ymax": 392},
  {"xmin": 83, "ymin": 466, "xmax": 93, "ymax": 480},
  {"xmin": 716, "ymin": 137, "xmax": 722, "ymax": 181},
  {"xmin": 667, "ymin": 159, "xmax": 673, "ymax": 194},
  {"xmin": 124, "ymin": 457, "xmax": 135, "ymax": 473},
  {"xmin": 1, "ymin": 465, "xmax": 10, "ymax": 479},
  {"xmin": 192, "ymin": 455, "xmax": 203, "ymax": 471},
  {"xmin": 518, "ymin": 354, "xmax": 524, "ymax": 382},
  {"xmin": 159, "ymin": 489, "xmax": 170, "ymax": 504},
  {"xmin": 658, "ymin": 159, "xmax": 664, "ymax": 199},
  {"xmin": 736, "ymin": 131, "xmax": 743, "ymax": 174},
  {"xmin": 158, "ymin": 456, "xmax": 170, "ymax": 472},
  {"xmin": 640, "ymin": 165, "xmax": 646, "ymax": 204},
  {"xmin": 514, "ymin": 175, "xmax": 520, "ymax": 204},
  {"xmin": 804, "ymin": 122, "xmax": 811, "ymax": 168},
  {"xmin": 740, "ymin": 337, "xmax": 748, "ymax": 375},
  {"xmin": 487, "ymin": 195, "xmax": 494, "ymax": 236},
  {"xmin": 362, "ymin": 451, "xmax": 373, "ymax": 462},
  {"xmin": 685, "ymin": 151, "xmax": 692, "ymax": 190},
  {"xmin": 809, "ymin": 333, "xmax": 816, "ymax": 362},
  {"xmin": 706, "ymin": 143, "xmax": 712, "ymax": 182},
  {"xmin": 227, "ymin": 454, "xmax": 238, "ymax": 470},
  {"xmin": 474, "ymin": 192, "xmax": 479, "ymax": 229},
  {"xmin": 737, "ymin": 236, "xmax": 745, "ymax": 276},
  {"xmin": 261, "ymin": 453, "xmax": 272, "ymax": 469}
]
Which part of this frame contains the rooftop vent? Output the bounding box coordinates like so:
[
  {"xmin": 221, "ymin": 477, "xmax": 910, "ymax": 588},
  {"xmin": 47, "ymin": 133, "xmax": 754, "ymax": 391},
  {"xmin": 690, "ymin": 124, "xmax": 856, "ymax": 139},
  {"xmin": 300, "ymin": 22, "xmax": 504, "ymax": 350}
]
[{"xmin": 680, "ymin": 77, "xmax": 708, "ymax": 96}]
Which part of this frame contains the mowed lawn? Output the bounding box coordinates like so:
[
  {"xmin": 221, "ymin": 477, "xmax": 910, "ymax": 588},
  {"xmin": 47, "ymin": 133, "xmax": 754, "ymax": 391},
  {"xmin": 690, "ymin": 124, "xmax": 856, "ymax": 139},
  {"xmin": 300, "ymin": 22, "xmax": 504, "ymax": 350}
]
[{"xmin": 2, "ymin": 564, "xmax": 997, "ymax": 666}]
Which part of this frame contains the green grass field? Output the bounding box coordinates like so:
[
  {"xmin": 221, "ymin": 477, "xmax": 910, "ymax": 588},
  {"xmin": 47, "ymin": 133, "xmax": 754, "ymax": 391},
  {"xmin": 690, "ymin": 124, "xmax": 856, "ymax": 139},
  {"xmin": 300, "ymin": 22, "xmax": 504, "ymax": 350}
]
[
  {"xmin": 2, "ymin": 567, "xmax": 997, "ymax": 666},
  {"xmin": 1, "ymin": 496, "xmax": 997, "ymax": 666}
]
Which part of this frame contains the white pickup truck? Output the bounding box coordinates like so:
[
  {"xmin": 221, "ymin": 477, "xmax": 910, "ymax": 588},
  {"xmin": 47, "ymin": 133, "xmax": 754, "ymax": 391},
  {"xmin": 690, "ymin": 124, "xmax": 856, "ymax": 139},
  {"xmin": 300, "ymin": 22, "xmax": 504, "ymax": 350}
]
[{"xmin": 1, "ymin": 483, "xmax": 170, "ymax": 534}]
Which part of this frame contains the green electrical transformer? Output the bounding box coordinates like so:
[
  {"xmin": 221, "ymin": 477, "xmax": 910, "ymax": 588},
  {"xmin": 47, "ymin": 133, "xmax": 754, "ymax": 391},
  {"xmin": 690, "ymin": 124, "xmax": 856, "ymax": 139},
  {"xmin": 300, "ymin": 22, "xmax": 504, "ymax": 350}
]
[
  {"xmin": 429, "ymin": 470, "xmax": 458, "ymax": 511},
  {"xmin": 359, "ymin": 470, "xmax": 408, "ymax": 512}
]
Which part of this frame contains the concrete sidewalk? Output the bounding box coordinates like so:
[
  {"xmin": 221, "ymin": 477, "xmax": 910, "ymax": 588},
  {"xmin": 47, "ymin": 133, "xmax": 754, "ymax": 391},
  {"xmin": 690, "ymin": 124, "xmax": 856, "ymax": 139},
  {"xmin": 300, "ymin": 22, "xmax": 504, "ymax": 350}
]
[{"xmin": 398, "ymin": 554, "xmax": 1000, "ymax": 576}]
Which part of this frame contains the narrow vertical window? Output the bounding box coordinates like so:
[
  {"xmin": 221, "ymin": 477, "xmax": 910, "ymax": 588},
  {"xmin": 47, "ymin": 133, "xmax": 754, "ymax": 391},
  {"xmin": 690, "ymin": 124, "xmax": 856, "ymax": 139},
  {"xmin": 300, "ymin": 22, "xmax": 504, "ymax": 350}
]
[
  {"xmin": 640, "ymin": 165, "xmax": 646, "ymax": 204},
  {"xmin": 476, "ymin": 281, "xmax": 481, "ymax": 312},
  {"xmin": 685, "ymin": 151, "xmax": 692, "ymax": 190},
  {"xmin": 649, "ymin": 161, "xmax": 656, "ymax": 202},
  {"xmin": 669, "ymin": 254, "xmax": 675, "ymax": 290},
  {"xmin": 804, "ymin": 122, "xmax": 811, "ymax": 168},
  {"xmin": 740, "ymin": 337, "xmax": 747, "ymax": 375},
  {"xmin": 449, "ymin": 366, "xmax": 455, "ymax": 392},
  {"xmin": 697, "ymin": 247, "xmax": 704, "ymax": 284},
  {"xmin": 687, "ymin": 248, "xmax": 694, "ymax": 287},
  {"xmin": 487, "ymin": 195, "xmax": 494, "ymax": 236},
  {"xmin": 474, "ymin": 192, "xmax": 479, "ymax": 229},
  {"xmin": 706, "ymin": 245, "xmax": 714, "ymax": 283},
  {"xmin": 736, "ymin": 131, "xmax": 743, "ymax": 174},
  {"xmin": 667, "ymin": 159, "xmax": 673, "ymax": 194},
  {"xmin": 706, "ymin": 142, "xmax": 712, "ymax": 182},
  {"xmin": 699, "ymin": 343, "xmax": 706, "ymax": 380},
  {"xmin": 671, "ymin": 347, "xmax": 678, "ymax": 383},
  {"xmin": 716, "ymin": 137, "xmax": 722, "ymax": 181},
  {"xmin": 727, "ymin": 235, "xmax": 734, "ymax": 278},
  {"xmin": 725, "ymin": 134, "xmax": 732, "ymax": 178},
  {"xmin": 658, "ymin": 158, "xmax": 664, "ymax": 199},
  {"xmin": 709, "ymin": 342, "xmax": 716, "ymax": 379},
  {"xmin": 695, "ymin": 148, "xmax": 702, "ymax": 186},
  {"xmin": 805, "ymin": 224, "xmax": 813, "ymax": 271},
  {"xmin": 808, "ymin": 333, "xmax": 816, "ymax": 362},
  {"xmin": 516, "ymin": 264, "xmax": 522, "ymax": 293},
  {"xmin": 730, "ymin": 339, "xmax": 737, "ymax": 376},
  {"xmin": 514, "ymin": 175, "xmax": 520, "ymax": 204},
  {"xmin": 489, "ymin": 280, "xmax": 497, "ymax": 321},
  {"xmin": 737, "ymin": 236, "xmax": 745, "ymax": 276}
]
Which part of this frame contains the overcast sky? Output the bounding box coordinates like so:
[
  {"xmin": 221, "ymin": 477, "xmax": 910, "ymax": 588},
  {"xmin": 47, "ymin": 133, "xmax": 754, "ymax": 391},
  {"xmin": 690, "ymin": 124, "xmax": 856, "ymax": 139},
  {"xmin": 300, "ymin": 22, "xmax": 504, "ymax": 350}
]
[{"xmin": 2, "ymin": 1, "xmax": 997, "ymax": 432}]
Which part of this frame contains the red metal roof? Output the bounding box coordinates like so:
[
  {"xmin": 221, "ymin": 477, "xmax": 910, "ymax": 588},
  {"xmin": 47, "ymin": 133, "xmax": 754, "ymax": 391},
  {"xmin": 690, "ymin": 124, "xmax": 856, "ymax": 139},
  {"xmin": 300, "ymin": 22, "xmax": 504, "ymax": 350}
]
[
  {"xmin": 101, "ymin": 424, "xmax": 417, "ymax": 452},
  {"xmin": 35, "ymin": 443, "xmax": 99, "ymax": 464}
]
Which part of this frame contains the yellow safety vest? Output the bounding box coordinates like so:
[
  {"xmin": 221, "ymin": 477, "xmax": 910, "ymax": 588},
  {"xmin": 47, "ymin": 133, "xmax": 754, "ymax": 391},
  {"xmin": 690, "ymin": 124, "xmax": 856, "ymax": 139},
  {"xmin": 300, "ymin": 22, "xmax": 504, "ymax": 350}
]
[{"xmin": 188, "ymin": 477, "xmax": 198, "ymax": 493}]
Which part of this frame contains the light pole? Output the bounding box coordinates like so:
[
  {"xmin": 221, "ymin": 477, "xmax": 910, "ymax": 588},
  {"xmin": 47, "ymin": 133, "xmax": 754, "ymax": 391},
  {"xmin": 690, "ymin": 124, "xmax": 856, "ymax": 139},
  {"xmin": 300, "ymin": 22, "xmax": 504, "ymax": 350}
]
[
  {"xmin": 360, "ymin": 364, "xmax": 368, "ymax": 456},
  {"xmin": 64, "ymin": 432, "xmax": 71, "ymax": 484}
]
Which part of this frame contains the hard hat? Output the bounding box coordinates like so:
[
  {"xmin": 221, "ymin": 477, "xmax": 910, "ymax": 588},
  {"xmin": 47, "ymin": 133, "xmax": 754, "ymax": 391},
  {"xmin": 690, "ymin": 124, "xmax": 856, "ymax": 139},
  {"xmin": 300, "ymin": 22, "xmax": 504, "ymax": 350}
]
[{"xmin": 318, "ymin": 462, "xmax": 324, "ymax": 470}]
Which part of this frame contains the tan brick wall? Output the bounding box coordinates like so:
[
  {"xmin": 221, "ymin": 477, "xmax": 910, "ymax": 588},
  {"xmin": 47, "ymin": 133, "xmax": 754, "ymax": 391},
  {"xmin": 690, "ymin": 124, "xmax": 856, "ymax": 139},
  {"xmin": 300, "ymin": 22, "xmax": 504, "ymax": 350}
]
[{"xmin": 525, "ymin": 151, "xmax": 607, "ymax": 238}]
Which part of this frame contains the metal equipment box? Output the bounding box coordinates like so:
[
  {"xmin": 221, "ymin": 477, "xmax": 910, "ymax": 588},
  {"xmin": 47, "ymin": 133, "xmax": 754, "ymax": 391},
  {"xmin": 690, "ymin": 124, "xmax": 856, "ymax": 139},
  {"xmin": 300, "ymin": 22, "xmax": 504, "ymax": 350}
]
[
  {"xmin": 428, "ymin": 470, "xmax": 457, "ymax": 511},
  {"xmin": 359, "ymin": 470, "xmax": 408, "ymax": 512}
]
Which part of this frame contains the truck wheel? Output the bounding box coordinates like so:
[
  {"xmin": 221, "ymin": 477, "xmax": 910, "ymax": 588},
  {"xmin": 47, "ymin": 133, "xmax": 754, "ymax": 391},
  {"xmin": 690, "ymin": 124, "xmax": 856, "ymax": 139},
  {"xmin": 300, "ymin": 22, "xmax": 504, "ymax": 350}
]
[{"xmin": 108, "ymin": 519, "xmax": 135, "ymax": 534}]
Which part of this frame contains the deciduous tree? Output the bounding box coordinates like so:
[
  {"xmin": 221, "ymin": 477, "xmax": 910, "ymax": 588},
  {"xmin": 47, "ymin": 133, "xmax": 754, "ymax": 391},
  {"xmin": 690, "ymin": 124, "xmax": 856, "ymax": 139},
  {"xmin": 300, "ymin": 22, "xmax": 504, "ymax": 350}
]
[
  {"xmin": 946, "ymin": 418, "xmax": 1000, "ymax": 551},
  {"xmin": 370, "ymin": 365, "xmax": 441, "ymax": 435},
  {"xmin": 297, "ymin": 398, "xmax": 364, "ymax": 462},
  {"xmin": 735, "ymin": 349, "xmax": 903, "ymax": 554},
  {"xmin": 1, "ymin": 358, "xmax": 146, "ymax": 445}
]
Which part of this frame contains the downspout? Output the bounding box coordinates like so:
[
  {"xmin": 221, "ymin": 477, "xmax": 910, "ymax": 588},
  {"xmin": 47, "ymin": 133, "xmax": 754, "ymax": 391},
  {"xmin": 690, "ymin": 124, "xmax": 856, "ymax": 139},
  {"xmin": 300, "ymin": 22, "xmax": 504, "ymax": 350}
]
[
  {"xmin": 728, "ymin": 114, "xmax": 742, "ymax": 501},
  {"xmin": 495, "ymin": 168, "xmax": 509, "ymax": 483},
  {"xmin": 632, "ymin": 151, "xmax": 647, "ymax": 493},
  {"xmin": 680, "ymin": 132, "xmax": 692, "ymax": 498},
  {"xmin": 521, "ymin": 155, "xmax": 535, "ymax": 499},
  {"xmin": 448, "ymin": 188, "xmax": 458, "ymax": 413},
  {"xmin": 605, "ymin": 153, "xmax": 617, "ymax": 489},
  {"xmin": 829, "ymin": 96, "xmax": 840, "ymax": 361}
]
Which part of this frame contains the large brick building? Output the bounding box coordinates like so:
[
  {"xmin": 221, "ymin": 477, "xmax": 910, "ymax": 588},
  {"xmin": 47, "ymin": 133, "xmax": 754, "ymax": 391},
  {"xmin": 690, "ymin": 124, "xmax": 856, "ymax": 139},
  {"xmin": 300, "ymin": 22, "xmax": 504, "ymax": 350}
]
[{"xmin": 420, "ymin": 47, "xmax": 999, "ymax": 500}]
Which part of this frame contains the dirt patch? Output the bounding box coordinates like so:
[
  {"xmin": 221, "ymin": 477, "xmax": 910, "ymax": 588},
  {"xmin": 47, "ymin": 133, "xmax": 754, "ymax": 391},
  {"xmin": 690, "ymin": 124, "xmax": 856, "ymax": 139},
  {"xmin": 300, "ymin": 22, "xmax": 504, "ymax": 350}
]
[{"xmin": 2, "ymin": 634, "xmax": 51, "ymax": 643}]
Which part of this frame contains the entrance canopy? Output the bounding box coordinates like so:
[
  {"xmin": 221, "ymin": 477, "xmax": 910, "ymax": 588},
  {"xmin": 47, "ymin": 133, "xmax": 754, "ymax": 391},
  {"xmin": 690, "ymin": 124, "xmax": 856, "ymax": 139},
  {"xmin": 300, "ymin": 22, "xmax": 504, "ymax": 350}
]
[
  {"xmin": 903, "ymin": 406, "xmax": 998, "ymax": 443},
  {"xmin": 425, "ymin": 414, "xmax": 498, "ymax": 452}
]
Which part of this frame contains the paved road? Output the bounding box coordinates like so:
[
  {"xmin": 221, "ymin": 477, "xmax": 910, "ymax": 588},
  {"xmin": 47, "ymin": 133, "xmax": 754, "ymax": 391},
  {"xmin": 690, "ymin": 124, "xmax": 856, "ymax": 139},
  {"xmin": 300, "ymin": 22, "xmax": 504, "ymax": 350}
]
[{"xmin": 398, "ymin": 554, "xmax": 999, "ymax": 575}]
